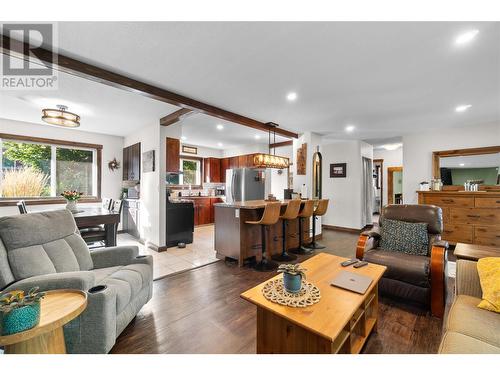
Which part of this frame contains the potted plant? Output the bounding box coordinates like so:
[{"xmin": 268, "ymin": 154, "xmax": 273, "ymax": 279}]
[
  {"xmin": 277, "ymin": 264, "xmax": 307, "ymax": 293},
  {"xmin": 0, "ymin": 287, "xmax": 45, "ymax": 335},
  {"xmin": 61, "ymin": 190, "xmax": 83, "ymax": 212}
]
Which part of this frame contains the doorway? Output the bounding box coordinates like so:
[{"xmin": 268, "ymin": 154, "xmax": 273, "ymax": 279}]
[
  {"xmin": 387, "ymin": 167, "xmax": 403, "ymax": 204},
  {"xmin": 373, "ymin": 159, "xmax": 383, "ymax": 214}
]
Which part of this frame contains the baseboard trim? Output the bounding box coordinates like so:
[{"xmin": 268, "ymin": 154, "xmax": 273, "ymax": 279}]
[
  {"xmin": 322, "ymin": 225, "xmax": 361, "ymax": 234},
  {"xmin": 147, "ymin": 242, "xmax": 168, "ymax": 253}
]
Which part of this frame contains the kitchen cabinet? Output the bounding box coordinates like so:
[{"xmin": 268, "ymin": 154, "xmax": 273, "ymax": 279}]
[
  {"xmin": 220, "ymin": 158, "xmax": 229, "ymax": 182},
  {"xmin": 166, "ymin": 137, "xmax": 180, "ymax": 173},
  {"xmin": 122, "ymin": 142, "xmax": 141, "ymax": 181},
  {"xmin": 123, "ymin": 199, "xmax": 141, "ymax": 238},
  {"xmin": 203, "ymin": 157, "xmax": 221, "ymax": 183},
  {"xmin": 185, "ymin": 197, "xmax": 223, "ymax": 226},
  {"xmin": 229, "ymin": 156, "xmax": 239, "ymax": 169}
]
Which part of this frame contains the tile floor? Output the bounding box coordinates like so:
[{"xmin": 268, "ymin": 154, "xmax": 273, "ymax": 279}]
[{"xmin": 117, "ymin": 225, "xmax": 219, "ymax": 280}]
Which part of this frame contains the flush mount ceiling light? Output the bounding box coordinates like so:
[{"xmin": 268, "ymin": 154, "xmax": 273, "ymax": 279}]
[
  {"xmin": 254, "ymin": 135, "xmax": 261, "ymax": 140},
  {"xmin": 286, "ymin": 92, "xmax": 298, "ymax": 101},
  {"xmin": 459, "ymin": 163, "xmax": 465, "ymax": 167},
  {"xmin": 181, "ymin": 136, "xmax": 187, "ymax": 141},
  {"xmin": 216, "ymin": 124, "xmax": 224, "ymax": 130},
  {"xmin": 455, "ymin": 29, "xmax": 479, "ymax": 46},
  {"xmin": 383, "ymin": 143, "xmax": 402, "ymax": 151},
  {"xmin": 217, "ymin": 142, "xmax": 223, "ymax": 147},
  {"xmin": 345, "ymin": 125, "xmax": 355, "ymax": 133},
  {"xmin": 41, "ymin": 105, "xmax": 80, "ymax": 128},
  {"xmin": 455, "ymin": 104, "xmax": 472, "ymax": 112}
]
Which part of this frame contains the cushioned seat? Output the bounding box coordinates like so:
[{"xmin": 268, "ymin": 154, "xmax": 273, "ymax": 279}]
[
  {"xmin": 439, "ymin": 331, "xmax": 500, "ymax": 354},
  {"xmin": 364, "ymin": 248, "xmax": 430, "ymax": 288},
  {"xmin": 446, "ymin": 295, "xmax": 500, "ymax": 348},
  {"xmin": 96, "ymin": 264, "xmax": 153, "ymax": 313}
]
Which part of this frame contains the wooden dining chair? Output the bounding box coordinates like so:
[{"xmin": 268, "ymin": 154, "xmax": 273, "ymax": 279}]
[{"xmin": 81, "ymin": 199, "xmax": 124, "ymax": 248}]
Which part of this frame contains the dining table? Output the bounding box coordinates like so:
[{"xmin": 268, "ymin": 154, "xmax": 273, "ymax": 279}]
[{"xmin": 34, "ymin": 207, "xmax": 120, "ymax": 247}]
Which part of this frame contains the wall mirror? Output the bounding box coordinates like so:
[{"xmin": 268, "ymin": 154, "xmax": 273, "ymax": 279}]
[
  {"xmin": 312, "ymin": 150, "xmax": 322, "ymax": 199},
  {"xmin": 433, "ymin": 146, "xmax": 500, "ymax": 190}
]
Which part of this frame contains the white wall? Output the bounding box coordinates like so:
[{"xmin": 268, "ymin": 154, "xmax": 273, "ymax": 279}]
[
  {"xmin": 321, "ymin": 140, "xmax": 373, "ymax": 230},
  {"xmin": 373, "ymin": 147, "xmax": 403, "ymax": 206},
  {"xmin": 403, "ymin": 122, "xmax": 500, "ymax": 204},
  {"xmin": 124, "ymin": 122, "xmax": 163, "ymax": 248},
  {"xmin": 0, "ymin": 118, "xmax": 124, "ymax": 216},
  {"xmin": 180, "ymin": 143, "xmax": 222, "ymax": 158},
  {"xmin": 223, "ymin": 143, "xmax": 268, "ymax": 157}
]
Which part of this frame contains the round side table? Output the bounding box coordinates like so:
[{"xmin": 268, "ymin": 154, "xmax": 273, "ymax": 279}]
[{"xmin": 0, "ymin": 289, "xmax": 87, "ymax": 354}]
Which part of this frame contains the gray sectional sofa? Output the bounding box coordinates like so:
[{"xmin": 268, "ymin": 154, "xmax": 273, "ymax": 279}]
[{"xmin": 0, "ymin": 209, "xmax": 153, "ymax": 353}]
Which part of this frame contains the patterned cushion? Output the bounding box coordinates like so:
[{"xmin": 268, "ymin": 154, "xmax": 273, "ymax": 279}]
[{"xmin": 379, "ymin": 218, "xmax": 429, "ymax": 256}]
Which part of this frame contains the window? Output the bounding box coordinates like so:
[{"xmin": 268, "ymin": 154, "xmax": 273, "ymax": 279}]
[{"xmin": 0, "ymin": 134, "xmax": 101, "ymax": 201}]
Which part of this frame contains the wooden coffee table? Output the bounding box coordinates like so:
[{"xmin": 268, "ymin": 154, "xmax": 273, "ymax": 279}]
[
  {"xmin": 241, "ymin": 253, "xmax": 386, "ymax": 354},
  {"xmin": 0, "ymin": 290, "xmax": 87, "ymax": 354},
  {"xmin": 454, "ymin": 243, "xmax": 500, "ymax": 261}
]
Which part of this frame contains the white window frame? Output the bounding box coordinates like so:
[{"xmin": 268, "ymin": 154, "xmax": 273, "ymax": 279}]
[{"xmin": 179, "ymin": 157, "xmax": 201, "ymax": 186}]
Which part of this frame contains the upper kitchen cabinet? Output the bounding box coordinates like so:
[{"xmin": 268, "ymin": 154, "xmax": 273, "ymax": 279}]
[
  {"xmin": 166, "ymin": 137, "xmax": 180, "ymax": 173},
  {"xmin": 203, "ymin": 157, "xmax": 221, "ymax": 183},
  {"xmin": 122, "ymin": 142, "xmax": 141, "ymax": 181},
  {"xmin": 220, "ymin": 157, "xmax": 229, "ymax": 182}
]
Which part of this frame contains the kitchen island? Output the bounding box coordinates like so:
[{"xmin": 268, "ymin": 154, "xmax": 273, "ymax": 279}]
[{"xmin": 214, "ymin": 200, "xmax": 313, "ymax": 266}]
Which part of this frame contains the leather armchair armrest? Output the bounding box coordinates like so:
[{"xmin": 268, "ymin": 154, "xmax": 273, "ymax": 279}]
[
  {"xmin": 361, "ymin": 226, "xmax": 381, "ymax": 239},
  {"xmin": 431, "ymin": 238, "xmax": 449, "ymax": 249},
  {"xmin": 430, "ymin": 244, "xmax": 446, "ymax": 318}
]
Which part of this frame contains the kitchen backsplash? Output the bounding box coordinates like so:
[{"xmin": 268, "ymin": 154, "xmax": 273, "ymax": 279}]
[{"xmin": 169, "ymin": 182, "xmax": 225, "ymax": 197}]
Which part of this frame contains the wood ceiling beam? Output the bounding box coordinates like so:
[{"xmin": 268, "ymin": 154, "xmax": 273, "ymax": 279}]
[
  {"xmin": 270, "ymin": 140, "xmax": 293, "ymax": 148},
  {"xmin": 1, "ymin": 35, "xmax": 299, "ymax": 139},
  {"xmin": 160, "ymin": 108, "xmax": 194, "ymax": 126}
]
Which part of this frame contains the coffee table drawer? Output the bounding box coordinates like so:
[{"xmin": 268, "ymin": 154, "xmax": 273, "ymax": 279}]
[
  {"xmin": 451, "ymin": 208, "xmax": 500, "ymax": 225},
  {"xmin": 474, "ymin": 226, "xmax": 500, "ymax": 247},
  {"xmin": 442, "ymin": 224, "xmax": 473, "ymax": 244},
  {"xmin": 424, "ymin": 196, "xmax": 473, "ymax": 208}
]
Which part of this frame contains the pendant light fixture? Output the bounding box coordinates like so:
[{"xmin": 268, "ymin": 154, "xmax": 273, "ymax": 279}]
[
  {"xmin": 252, "ymin": 122, "xmax": 290, "ymax": 169},
  {"xmin": 42, "ymin": 105, "xmax": 80, "ymax": 128}
]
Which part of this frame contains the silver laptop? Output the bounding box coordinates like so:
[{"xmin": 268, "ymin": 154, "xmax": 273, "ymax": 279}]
[{"xmin": 330, "ymin": 271, "xmax": 373, "ymax": 294}]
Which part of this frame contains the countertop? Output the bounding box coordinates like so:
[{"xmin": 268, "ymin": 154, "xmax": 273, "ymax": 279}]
[
  {"xmin": 214, "ymin": 199, "xmax": 307, "ymax": 209},
  {"xmin": 416, "ymin": 190, "xmax": 500, "ymax": 195}
]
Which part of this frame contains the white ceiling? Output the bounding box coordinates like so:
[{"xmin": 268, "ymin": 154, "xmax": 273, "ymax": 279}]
[{"xmin": 1, "ymin": 22, "xmax": 499, "ymax": 144}]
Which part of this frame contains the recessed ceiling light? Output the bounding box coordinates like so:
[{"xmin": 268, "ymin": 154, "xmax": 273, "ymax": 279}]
[
  {"xmin": 286, "ymin": 92, "xmax": 298, "ymax": 101},
  {"xmin": 455, "ymin": 29, "xmax": 479, "ymax": 46},
  {"xmin": 181, "ymin": 136, "xmax": 187, "ymax": 141},
  {"xmin": 216, "ymin": 124, "xmax": 224, "ymax": 130},
  {"xmin": 217, "ymin": 142, "xmax": 223, "ymax": 147},
  {"xmin": 254, "ymin": 135, "xmax": 261, "ymax": 140},
  {"xmin": 455, "ymin": 104, "xmax": 472, "ymax": 112},
  {"xmin": 459, "ymin": 163, "xmax": 465, "ymax": 167},
  {"xmin": 345, "ymin": 125, "xmax": 355, "ymax": 133}
]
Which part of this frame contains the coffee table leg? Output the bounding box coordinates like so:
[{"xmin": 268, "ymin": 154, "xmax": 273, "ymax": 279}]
[{"xmin": 5, "ymin": 327, "xmax": 67, "ymax": 354}]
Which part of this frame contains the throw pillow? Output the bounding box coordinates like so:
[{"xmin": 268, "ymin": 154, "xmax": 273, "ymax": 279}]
[
  {"xmin": 477, "ymin": 257, "xmax": 500, "ymax": 313},
  {"xmin": 379, "ymin": 218, "xmax": 429, "ymax": 256}
]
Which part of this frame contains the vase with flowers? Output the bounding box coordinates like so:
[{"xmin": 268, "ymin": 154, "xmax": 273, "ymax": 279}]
[
  {"xmin": 0, "ymin": 287, "xmax": 46, "ymax": 335},
  {"xmin": 61, "ymin": 190, "xmax": 83, "ymax": 212}
]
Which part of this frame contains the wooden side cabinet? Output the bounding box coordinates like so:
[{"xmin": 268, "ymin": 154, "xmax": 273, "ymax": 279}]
[
  {"xmin": 166, "ymin": 137, "xmax": 180, "ymax": 173},
  {"xmin": 122, "ymin": 142, "xmax": 141, "ymax": 181}
]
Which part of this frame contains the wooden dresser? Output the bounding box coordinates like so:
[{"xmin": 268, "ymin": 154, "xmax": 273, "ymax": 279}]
[{"xmin": 418, "ymin": 191, "xmax": 500, "ymax": 246}]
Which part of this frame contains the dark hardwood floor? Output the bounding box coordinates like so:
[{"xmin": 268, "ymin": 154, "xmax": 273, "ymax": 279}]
[{"xmin": 111, "ymin": 229, "xmax": 447, "ymax": 354}]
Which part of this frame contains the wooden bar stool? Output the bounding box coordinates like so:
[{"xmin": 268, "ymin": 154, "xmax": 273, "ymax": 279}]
[
  {"xmin": 289, "ymin": 200, "xmax": 315, "ymax": 255},
  {"xmin": 305, "ymin": 199, "xmax": 329, "ymax": 250},
  {"xmin": 245, "ymin": 202, "xmax": 282, "ymax": 271},
  {"xmin": 271, "ymin": 199, "xmax": 301, "ymax": 262}
]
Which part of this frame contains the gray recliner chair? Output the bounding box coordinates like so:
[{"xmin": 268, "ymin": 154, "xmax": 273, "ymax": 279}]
[{"xmin": 0, "ymin": 209, "xmax": 153, "ymax": 353}]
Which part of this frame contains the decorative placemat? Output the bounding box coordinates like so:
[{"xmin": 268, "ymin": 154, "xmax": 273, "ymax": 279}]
[{"xmin": 262, "ymin": 278, "xmax": 321, "ymax": 308}]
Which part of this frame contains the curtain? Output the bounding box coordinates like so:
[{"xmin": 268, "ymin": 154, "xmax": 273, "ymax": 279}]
[{"xmin": 362, "ymin": 157, "xmax": 374, "ymax": 227}]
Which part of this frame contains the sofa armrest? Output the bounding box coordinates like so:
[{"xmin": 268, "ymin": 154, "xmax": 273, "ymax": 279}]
[
  {"xmin": 3, "ymin": 271, "xmax": 96, "ymax": 293},
  {"xmin": 430, "ymin": 244, "xmax": 446, "ymax": 318},
  {"xmin": 456, "ymin": 259, "xmax": 482, "ymax": 298},
  {"xmin": 90, "ymin": 245, "xmax": 139, "ymax": 269},
  {"xmin": 430, "ymin": 237, "xmax": 449, "ymax": 249},
  {"xmin": 356, "ymin": 227, "xmax": 380, "ymax": 259}
]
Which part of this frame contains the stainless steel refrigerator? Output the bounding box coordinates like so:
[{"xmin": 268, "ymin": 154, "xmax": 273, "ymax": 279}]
[{"xmin": 225, "ymin": 168, "xmax": 266, "ymax": 204}]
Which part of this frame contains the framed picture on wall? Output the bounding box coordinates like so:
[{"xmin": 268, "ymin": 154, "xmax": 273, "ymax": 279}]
[
  {"xmin": 182, "ymin": 145, "xmax": 197, "ymax": 155},
  {"xmin": 330, "ymin": 163, "xmax": 347, "ymax": 178},
  {"xmin": 143, "ymin": 150, "xmax": 155, "ymax": 173}
]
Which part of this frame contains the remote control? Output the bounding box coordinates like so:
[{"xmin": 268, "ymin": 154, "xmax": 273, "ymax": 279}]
[
  {"xmin": 341, "ymin": 259, "xmax": 359, "ymax": 267},
  {"xmin": 353, "ymin": 261, "xmax": 368, "ymax": 268}
]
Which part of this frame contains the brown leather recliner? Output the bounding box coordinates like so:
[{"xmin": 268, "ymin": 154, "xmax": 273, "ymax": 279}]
[{"xmin": 356, "ymin": 204, "xmax": 448, "ymax": 317}]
